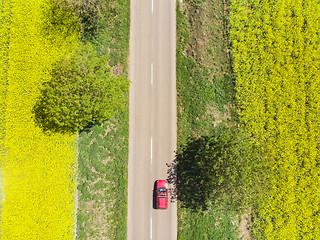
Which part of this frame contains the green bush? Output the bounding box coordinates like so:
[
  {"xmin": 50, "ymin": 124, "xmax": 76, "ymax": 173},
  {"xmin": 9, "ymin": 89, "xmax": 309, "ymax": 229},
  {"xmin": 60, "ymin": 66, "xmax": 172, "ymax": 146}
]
[
  {"xmin": 177, "ymin": 125, "xmax": 259, "ymax": 211},
  {"xmin": 42, "ymin": 0, "xmax": 107, "ymax": 41},
  {"xmin": 33, "ymin": 43, "xmax": 129, "ymax": 134},
  {"xmin": 74, "ymin": 0, "xmax": 107, "ymax": 41}
]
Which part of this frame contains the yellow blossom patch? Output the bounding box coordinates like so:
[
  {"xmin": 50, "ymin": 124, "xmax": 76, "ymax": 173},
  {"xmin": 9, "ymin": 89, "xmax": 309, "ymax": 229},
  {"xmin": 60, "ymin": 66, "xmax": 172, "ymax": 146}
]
[
  {"xmin": 0, "ymin": 0, "xmax": 79, "ymax": 239},
  {"xmin": 230, "ymin": 0, "xmax": 320, "ymax": 238}
]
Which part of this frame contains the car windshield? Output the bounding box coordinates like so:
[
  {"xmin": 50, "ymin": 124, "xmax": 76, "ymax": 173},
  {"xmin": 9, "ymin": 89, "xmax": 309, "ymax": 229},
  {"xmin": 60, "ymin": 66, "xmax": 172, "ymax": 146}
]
[{"xmin": 158, "ymin": 188, "xmax": 167, "ymax": 194}]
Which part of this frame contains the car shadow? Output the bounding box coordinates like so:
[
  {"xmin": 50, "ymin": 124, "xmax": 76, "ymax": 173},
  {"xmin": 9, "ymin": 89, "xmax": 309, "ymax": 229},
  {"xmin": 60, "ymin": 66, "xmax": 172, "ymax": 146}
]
[{"xmin": 152, "ymin": 181, "xmax": 157, "ymax": 209}]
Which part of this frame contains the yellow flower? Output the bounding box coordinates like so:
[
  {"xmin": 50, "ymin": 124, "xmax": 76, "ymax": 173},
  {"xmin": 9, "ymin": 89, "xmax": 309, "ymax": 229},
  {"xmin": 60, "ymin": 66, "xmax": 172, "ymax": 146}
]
[
  {"xmin": 1, "ymin": 0, "xmax": 79, "ymax": 239},
  {"xmin": 230, "ymin": 0, "xmax": 320, "ymax": 238}
]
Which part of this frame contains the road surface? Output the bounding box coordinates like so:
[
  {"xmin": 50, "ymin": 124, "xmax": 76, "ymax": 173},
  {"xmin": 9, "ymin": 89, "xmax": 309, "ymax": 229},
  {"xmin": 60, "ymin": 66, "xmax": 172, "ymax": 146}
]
[{"xmin": 127, "ymin": 0, "xmax": 177, "ymax": 239}]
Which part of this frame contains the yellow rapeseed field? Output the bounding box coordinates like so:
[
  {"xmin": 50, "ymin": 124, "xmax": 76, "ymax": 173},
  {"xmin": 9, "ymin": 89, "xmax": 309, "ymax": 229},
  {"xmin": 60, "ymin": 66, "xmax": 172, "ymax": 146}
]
[
  {"xmin": 230, "ymin": 0, "xmax": 320, "ymax": 238},
  {"xmin": 0, "ymin": 0, "xmax": 79, "ymax": 239}
]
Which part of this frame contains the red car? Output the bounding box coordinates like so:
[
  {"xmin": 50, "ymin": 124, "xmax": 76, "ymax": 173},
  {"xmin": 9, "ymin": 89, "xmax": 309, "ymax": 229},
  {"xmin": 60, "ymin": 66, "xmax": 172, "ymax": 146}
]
[{"xmin": 156, "ymin": 180, "xmax": 168, "ymax": 209}]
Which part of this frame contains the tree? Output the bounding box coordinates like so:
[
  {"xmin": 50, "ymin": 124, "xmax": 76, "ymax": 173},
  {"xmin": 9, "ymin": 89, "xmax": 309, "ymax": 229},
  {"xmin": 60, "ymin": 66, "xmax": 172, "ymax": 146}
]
[
  {"xmin": 33, "ymin": 43, "xmax": 129, "ymax": 134},
  {"xmin": 177, "ymin": 125, "xmax": 260, "ymax": 211}
]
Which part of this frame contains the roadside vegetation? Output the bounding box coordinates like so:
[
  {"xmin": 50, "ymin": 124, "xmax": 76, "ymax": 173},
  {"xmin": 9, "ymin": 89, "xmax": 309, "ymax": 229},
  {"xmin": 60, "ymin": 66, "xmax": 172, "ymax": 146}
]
[
  {"xmin": 33, "ymin": 42, "xmax": 129, "ymax": 134},
  {"xmin": 73, "ymin": 0, "xmax": 130, "ymax": 239},
  {"xmin": 176, "ymin": 0, "xmax": 253, "ymax": 239},
  {"xmin": 0, "ymin": 0, "xmax": 130, "ymax": 239},
  {"xmin": 177, "ymin": 0, "xmax": 320, "ymax": 239}
]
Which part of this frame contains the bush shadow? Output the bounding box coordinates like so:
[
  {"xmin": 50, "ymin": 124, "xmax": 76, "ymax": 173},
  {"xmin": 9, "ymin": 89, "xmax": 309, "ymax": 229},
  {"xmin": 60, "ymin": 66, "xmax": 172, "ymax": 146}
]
[
  {"xmin": 176, "ymin": 129, "xmax": 253, "ymax": 212},
  {"xmin": 32, "ymin": 99, "xmax": 76, "ymax": 135},
  {"xmin": 176, "ymin": 137, "xmax": 211, "ymax": 211}
]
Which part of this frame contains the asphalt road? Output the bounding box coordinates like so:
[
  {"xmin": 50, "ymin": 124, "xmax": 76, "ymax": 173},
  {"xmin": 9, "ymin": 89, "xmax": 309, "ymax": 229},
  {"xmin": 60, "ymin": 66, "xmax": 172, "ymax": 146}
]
[{"xmin": 127, "ymin": 0, "xmax": 177, "ymax": 239}]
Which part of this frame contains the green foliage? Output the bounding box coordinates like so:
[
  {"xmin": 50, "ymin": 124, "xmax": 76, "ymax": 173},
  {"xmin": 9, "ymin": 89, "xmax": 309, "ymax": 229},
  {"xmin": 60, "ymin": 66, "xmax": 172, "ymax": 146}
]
[
  {"xmin": 42, "ymin": 0, "xmax": 130, "ymax": 71},
  {"xmin": 93, "ymin": 0, "xmax": 130, "ymax": 70},
  {"xmin": 41, "ymin": 0, "xmax": 80, "ymax": 46},
  {"xmin": 176, "ymin": 4, "xmax": 190, "ymax": 51},
  {"xmin": 74, "ymin": 0, "xmax": 107, "ymax": 42},
  {"xmin": 184, "ymin": 0, "xmax": 206, "ymax": 9},
  {"xmin": 176, "ymin": 0, "xmax": 243, "ymax": 238},
  {"xmin": 177, "ymin": 125, "xmax": 259, "ymax": 211},
  {"xmin": 33, "ymin": 43, "xmax": 129, "ymax": 134},
  {"xmin": 213, "ymin": 75, "xmax": 236, "ymax": 112},
  {"xmin": 77, "ymin": 182, "xmax": 90, "ymax": 201},
  {"xmin": 176, "ymin": 0, "xmax": 235, "ymax": 148},
  {"xmin": 42, "ymin": 0, "xmax": 106, "ymax": 42},
  {"xmin": 77, "ymin": 210, "xmax": 90, "ymax": 239},
  {"xmin": 68, "ymin": 0, "xmax": 131, "ymax": 71},
  {"xmin": 77, "ymin": 109, "xmax": 128, "ymax": 239},
  {"xmin": 178, "ymin": 202, "xmax": 239, "ymax": 240},
  {"xmin": 74, "ymin": 1, "xmax": 129, "ymax": 237}
]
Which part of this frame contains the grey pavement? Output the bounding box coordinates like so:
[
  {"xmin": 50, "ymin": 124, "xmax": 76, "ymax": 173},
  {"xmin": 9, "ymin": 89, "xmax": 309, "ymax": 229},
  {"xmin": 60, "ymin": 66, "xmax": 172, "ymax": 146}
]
[{"xmin": 127, "ymin": 0, "xmax": 177, "ymax": 239}]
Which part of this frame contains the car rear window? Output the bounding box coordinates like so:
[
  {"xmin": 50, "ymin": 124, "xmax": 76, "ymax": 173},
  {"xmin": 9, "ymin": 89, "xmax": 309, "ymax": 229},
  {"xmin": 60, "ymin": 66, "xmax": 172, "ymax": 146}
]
[{"xmin": 158, "ymin": 188, "xmax": 167, "ymax": 194}]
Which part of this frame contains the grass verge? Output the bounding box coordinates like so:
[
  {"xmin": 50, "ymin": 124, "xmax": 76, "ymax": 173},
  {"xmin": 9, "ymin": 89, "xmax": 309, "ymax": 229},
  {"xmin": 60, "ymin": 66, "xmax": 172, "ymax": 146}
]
[
  {"xmin": 77, "ymin": 109, "xmax": 128, "ymax": 239},
  {"xmin": 178, "ymin": 202, "xmax": 240, "ymax": 240},
  {"xmin": 176, "ymin": 0, "xmax": 250, "ymax": 239},
  {"xmin": 76, "ymin": 0, "xmax": 130, "ymax": 239},
  {"xmin": 177, "ymin": 0, "xmax": 236, "ymax": 146}
]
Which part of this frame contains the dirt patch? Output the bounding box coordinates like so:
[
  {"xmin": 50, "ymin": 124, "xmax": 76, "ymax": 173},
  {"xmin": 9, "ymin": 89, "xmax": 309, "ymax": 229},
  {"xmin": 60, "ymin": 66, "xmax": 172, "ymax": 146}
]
[
  {"xmin": 83, "ymin": 199, "xmax": 112, "ymax": 240},
  {"xmin": 99, "ymin": 125, "xmax": 112, "ymax": 139},
  {"xmin": 206, "ymin": 104, "xmax": 233, "ymax": 127},
  {"xmin": 238, "ymin": 209, "xmax": 252, "ymax": 239},
  {"xmin": 111, "ymin": 63, "xmax": 123, "ymax": 76}
]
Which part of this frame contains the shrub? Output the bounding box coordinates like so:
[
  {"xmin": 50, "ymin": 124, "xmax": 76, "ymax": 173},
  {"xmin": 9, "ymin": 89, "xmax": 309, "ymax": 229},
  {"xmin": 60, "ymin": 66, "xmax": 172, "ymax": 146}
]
[
  {"xmin": 33, "ymin": 43, "xmax": 129, "ymax": 134},
  {"xmin": 74, "ymin": 0, "xmax": 107, "ymax": 41},
  {"xmin": 43, "ymin": 0, "xmax": 108, "ymax": 42},
  {"xmin": 177, "ymin": 125, "xmax": 260, "ymax": 211}
]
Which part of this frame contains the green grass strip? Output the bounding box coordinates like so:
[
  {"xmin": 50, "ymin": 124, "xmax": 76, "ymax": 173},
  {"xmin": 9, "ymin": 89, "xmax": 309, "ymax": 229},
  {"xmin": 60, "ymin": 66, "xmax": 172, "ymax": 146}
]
[
  {"xmin": 76, "ymin": 0, "xmax": 130, "ymax": 239},
  {"xmin": 176, "ymin": 0, "xmax": 243, "ymax": 238}
]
